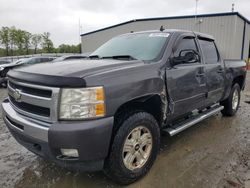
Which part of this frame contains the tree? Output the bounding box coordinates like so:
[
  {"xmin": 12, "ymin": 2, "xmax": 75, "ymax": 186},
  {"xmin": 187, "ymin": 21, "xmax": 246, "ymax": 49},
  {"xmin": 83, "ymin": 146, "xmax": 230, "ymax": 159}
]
[
  {"xmin": 31, "ymin": 34, "xmax": 42, "ymax": 54},
  {"xmin": 41, "ymin": 32, "xmax": 54, "ymax": 53},
  {"xmin": 23, "ymin": 31, "xmax": 32, "ymax": 54},
  {"xmin": 0, "ymin": 27, "xmax": 10, "ymax": 56},
  {"xmin": 0, "ymin": 26, "xmax": 82, "ymax": 57},
  {"xmin": 14, "ymin": 29, "xmax": 25, "ymax": 55},
  {"xmin": 57, "ymin": 43, "xmax": 81, "ymax": 53},
  {"xmin": 9, "ymin": 26, "xmax": 17, "ymax": 56},
  {"xmin": 76, "ymin": 43, "xmax": 81, "ymax": 53},
  {"xmin": 58, "ymin": 44, "xmax": 71, "ymax": 53}
]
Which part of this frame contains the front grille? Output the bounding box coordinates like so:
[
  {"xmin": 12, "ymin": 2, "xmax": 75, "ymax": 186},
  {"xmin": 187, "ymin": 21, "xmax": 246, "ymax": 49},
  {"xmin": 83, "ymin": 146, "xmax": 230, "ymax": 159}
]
[
  {"xmin": 9, "ymin": 81, "xmax": 52, "ymax": 98},
  {"xmin": 8, "ymin": 79, "xmax": 60, "ymax": 124},
  {"xmin": 9, "ymin": 96, "xmax": 50, "ymax": 117}
]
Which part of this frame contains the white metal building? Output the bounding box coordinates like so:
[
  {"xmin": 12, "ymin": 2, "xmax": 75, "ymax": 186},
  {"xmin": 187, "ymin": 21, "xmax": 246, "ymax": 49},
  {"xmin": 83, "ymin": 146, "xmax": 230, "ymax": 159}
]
[{"xmin": 81, "ymin": 12, "xmax": 250, "ymax": 60}]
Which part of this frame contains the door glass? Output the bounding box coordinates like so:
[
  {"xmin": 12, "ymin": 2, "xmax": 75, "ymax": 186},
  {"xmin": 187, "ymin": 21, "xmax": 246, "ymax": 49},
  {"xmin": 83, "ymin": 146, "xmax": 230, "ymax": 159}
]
[
  {"xmin": 198, "ymin": 39, "xmax": 219, "ymax": 64},
  {"xmin": 174, "ymin": 37, "xmax": 198, "ymax": 57}
]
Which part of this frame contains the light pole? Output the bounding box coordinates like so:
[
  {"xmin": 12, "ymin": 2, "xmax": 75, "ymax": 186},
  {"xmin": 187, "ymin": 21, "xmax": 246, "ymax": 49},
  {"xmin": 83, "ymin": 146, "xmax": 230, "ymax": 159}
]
[
  {"xmin": 78, "ymin": 18, "xmax": 82, "ymax": 53},
  {"xmin": 79, "ymin": 18, "xmax": 82, "ymax": 44},
  {"xmin": 194, "ymin": 0, "xmax": 199, "ymax": 30},
  {"xmin": 231, "ymin": 3, "xmax": 235, "ymax": 12}
]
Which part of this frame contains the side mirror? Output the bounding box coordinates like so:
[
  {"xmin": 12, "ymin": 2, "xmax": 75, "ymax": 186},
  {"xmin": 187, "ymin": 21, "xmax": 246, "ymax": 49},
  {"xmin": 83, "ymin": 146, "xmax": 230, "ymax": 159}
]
[{"xmin": 170, "ymin": 49, "xmax": 199, "ymax": 66}]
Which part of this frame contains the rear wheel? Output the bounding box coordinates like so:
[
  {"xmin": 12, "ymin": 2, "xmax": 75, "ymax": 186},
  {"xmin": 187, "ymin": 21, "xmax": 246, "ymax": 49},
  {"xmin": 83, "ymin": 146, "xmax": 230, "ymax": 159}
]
[
  {"xmin": 104, "ymin": 112, "xmax": 160, "ymax": 185},
  {"xmin": 221, "ymin": 83, "xmax": 241, "ymax": 116}
]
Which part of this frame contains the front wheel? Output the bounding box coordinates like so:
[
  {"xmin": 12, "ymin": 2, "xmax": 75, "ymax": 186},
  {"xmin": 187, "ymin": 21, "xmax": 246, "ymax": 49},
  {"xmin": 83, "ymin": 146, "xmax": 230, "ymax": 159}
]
[
  {"xmin": 104, "ymin": 112, "xmax": 160, "ymax": 185},
  {"xmin": 221, "ymin": 83, "xmax": 241, "ymax": 116}
]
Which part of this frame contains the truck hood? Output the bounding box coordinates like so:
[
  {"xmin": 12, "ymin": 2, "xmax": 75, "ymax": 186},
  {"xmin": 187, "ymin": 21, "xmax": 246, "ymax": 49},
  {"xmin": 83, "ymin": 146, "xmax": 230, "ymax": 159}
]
[
  {"xmin": 14, "ymin": 59, "xmax": 144, "ymax": 78},
  {"xmin": 8, "ymin": 59, "xmax": 145, "ymax": 87}
]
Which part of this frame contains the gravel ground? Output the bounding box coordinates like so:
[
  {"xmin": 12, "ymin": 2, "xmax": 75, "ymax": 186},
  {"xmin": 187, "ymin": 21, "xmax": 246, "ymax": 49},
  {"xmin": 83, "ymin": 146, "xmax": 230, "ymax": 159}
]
[{"xmin": 0, "ymin": 73, "xmax": 250, "ymax": 188}]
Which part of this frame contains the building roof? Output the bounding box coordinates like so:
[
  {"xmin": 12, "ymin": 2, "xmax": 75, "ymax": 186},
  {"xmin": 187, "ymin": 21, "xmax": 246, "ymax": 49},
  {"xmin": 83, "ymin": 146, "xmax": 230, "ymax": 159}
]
[{"xmin": 81, "ymin": 12, "xmax": 250, "ymax": 37}]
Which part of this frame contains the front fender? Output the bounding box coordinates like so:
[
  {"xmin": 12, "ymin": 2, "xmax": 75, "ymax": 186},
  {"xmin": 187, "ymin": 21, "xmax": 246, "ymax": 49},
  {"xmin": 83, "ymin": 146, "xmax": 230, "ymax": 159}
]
[{"xmin": 84, "ymin": 62, "xmax": 166, "ymax": 116}]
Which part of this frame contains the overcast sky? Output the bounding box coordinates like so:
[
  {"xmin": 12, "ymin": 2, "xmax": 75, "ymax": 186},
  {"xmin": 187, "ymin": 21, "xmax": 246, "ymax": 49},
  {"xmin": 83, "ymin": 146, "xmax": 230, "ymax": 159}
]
[{"xmin": 0, "ymin": 0, "xmax": 249, "ymax": 47}]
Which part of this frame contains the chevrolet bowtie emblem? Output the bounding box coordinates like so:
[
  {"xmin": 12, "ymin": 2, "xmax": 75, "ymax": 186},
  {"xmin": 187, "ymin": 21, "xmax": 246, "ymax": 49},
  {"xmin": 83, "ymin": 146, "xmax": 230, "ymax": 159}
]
[{"xmin": 13, "ymin": 89, "xmax": 22, "ymax": 102}]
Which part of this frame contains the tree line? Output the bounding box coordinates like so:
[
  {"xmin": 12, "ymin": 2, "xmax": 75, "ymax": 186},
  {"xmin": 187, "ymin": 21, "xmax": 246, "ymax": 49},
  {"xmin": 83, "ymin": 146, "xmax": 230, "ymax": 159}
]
[{"xmin": 0, "ymin": 26, "xmax": 81, "ymax": 57}]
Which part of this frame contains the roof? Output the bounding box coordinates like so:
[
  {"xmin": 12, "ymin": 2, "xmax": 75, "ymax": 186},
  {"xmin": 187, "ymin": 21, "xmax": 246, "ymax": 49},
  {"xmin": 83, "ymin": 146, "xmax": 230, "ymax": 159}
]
[
  {"xmin": 81, "ymin": 12, "xmax": 250, "ymax": 37},
  {"xmin": 123, "ymin": 29, "xmax": 215, "ymax": 40}
]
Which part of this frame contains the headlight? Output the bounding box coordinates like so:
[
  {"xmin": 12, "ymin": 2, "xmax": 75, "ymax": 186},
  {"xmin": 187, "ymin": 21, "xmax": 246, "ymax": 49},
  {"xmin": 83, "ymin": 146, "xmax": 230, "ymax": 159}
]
[
  {"xmin": 59, "ymin": 87, "xmax": 105, "ymax": 120},
  {"xmin": 0, "ymin": 67, "xmax": 4, "ymax": 71}
]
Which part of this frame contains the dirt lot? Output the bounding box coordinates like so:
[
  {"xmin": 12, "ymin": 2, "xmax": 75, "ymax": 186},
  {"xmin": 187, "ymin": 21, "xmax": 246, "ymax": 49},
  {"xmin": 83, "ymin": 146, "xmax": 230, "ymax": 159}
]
[{"xmin": 0, "ymin": 73, "xmax": 250, "ymax": 188}]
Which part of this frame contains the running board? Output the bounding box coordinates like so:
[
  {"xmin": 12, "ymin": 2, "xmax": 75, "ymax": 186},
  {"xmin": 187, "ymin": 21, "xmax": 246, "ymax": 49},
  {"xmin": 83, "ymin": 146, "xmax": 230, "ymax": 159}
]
[{"xmin": 163, "ymin": 105, "xmax": 224, "ymax": 136}]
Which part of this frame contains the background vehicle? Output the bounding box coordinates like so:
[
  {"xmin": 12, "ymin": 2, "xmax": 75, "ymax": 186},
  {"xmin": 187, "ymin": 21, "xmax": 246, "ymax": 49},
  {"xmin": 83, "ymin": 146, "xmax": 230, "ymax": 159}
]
[
  {"xmin": 2, "ymin": 30, "xmax": 246, "ymax": 184},
  {"xmin": 0, "ymin": 56, "xmax": 55, "ymax": 87},
  {"xmin": 52, "ymin": 54, "xmax": 88, "ymax": 62},
  {"xmin": 0, "ymin": 60, "xmax": 11, "ymax": 65}
]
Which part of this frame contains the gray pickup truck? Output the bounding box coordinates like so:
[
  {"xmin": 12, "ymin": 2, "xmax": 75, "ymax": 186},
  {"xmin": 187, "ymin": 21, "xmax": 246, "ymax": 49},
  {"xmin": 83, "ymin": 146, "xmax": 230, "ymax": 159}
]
[{"xmin": 2, "ymin": 29, "xmax": 247, "ymax": 184}]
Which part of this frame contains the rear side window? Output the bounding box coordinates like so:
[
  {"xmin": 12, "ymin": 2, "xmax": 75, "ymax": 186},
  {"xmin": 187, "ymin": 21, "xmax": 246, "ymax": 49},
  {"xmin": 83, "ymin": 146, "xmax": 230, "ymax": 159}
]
[
  {"xmin": 174, "ymin": 37, "xmax": 198, "ymax": 57},
  {"xmin": 198, "ymin": 39, "xmax": 219, "ymax": 64}
]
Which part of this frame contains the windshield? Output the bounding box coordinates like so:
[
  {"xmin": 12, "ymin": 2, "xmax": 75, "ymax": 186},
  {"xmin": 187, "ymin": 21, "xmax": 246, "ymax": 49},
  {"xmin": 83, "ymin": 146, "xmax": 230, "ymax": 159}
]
[
  {"xmin": 13, "ymin": 59, "xmax": 23, "ymax": 64},
  {"xmin": 19, "ymin": 58, "xmax": 38, "ymax": 64},
  {"xmin": 25, "ymin": 58, "xmax": 36, "ymax": 64},
  {"xmin": 91, "ymin": 32, "xmax": 170, "ymax": 61}
]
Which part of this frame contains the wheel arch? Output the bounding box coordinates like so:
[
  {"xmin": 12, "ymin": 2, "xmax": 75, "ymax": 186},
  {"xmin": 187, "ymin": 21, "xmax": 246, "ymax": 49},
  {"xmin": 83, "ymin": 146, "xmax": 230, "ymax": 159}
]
[
  {"xmin": 113, "ymin": 94, "xmax": 165, "ymax": 129},
  {"xmin": 232, "ymin": 75, "xmax": 245, "ymax": 89}
]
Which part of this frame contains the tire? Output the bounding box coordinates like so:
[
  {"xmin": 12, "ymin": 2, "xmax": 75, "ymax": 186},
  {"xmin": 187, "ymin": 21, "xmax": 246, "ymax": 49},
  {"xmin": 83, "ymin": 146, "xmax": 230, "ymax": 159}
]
[
  {"xmin": 221, "ymin": 83, "xmax": 241, "ymax": 116},
  {"xmin": 104, "ymin": 112, "xmax": 160, "ymax": 185}
]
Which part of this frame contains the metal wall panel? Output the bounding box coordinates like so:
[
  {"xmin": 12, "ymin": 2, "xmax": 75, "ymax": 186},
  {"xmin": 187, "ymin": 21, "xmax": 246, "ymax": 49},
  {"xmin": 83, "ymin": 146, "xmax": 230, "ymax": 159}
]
[
  {"xmin": 81, "ymin": 15, "xmax": 249, "ymax": 60},
  {"xmin": 243, "ymin": 21, "xmax": 250, "ymax": 61}
]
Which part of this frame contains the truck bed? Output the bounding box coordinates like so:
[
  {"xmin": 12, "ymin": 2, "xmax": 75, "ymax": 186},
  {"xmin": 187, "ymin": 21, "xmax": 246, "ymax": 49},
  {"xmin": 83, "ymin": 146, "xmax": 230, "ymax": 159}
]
[{"xmin": 224, "ymin": 59, "xmax": 246, "ymax": 68}]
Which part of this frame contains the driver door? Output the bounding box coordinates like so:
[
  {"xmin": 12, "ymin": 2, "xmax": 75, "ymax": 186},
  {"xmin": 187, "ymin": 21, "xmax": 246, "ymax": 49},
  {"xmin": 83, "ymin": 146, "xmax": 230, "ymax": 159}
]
[{"xmin": 167, "ymin": 34, "xmax": 207, "ymax": 118}]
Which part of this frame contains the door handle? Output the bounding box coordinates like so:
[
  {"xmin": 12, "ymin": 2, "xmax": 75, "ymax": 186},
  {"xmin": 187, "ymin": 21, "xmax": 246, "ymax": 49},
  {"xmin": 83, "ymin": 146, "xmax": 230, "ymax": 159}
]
[
  {"xmin": 196, "ymin": 73, "xmax": 205, "ymax": 77},
  {"xmin": 217, "ymin": 68, "xmax": 223, "ymax": 73}
]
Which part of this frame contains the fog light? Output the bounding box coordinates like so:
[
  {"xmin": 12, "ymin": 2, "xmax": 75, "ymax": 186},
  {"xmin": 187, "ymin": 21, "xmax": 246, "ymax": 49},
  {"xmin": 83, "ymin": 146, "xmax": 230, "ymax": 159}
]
[{"xmin": 60, "ymin": 149, "xmax": 79, "ymax": 157}]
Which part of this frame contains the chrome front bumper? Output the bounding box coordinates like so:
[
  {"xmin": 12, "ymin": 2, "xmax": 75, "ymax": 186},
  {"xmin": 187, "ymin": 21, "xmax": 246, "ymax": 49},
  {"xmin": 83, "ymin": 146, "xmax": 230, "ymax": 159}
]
[
  {"xmin": 2, "ymin": 100, "xmax": 49, "ymax": 142},
  {"xmin": 2, "ymin": 98, "xmax": 114, "ymax": 171}
]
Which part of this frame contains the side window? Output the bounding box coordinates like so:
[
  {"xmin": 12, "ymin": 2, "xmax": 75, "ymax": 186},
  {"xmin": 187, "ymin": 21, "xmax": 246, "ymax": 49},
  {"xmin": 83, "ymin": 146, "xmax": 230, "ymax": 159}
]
[
  {"xmin": 198, "ymin": 39, "xmax": 219, "ymax": 64},
  {"xmin": 41, "ymin": 58, "xmax": 49, "ymax": 62},
  {"xmin": 35, "ymin": 58, "xmax": 41, "ymax": 63},
  {"xmin": 28, "ymin": 59, "xmax": 36, "ymax": 64},
  {"xmin": 174, "ymin": 37, "xmax": 198, "ymax": 57},
  {"xmin": 40, "ymin": 58, "xmax": 47, "ymax": 62}
]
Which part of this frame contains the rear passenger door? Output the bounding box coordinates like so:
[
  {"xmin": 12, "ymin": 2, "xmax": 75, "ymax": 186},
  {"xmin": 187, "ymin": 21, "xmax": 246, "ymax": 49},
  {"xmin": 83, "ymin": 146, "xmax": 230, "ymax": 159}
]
[
  {"xmin": 198, "ymin": 38, "xmax": 224, "ymax": 105},
  {"xmin": 167, "ymin": 34, "xmax": 207, "ymax": 117}
]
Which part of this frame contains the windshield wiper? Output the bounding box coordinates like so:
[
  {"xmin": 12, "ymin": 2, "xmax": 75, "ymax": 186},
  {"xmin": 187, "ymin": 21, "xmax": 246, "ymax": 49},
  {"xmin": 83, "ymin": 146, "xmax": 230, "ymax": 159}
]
[
  {"xmin": 102, "ymin": 55, "xmax": 138, "ymax": 60},
  {"xmin": 88, "ymin": 55, "xmax": 102, "ymax": 59}
]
